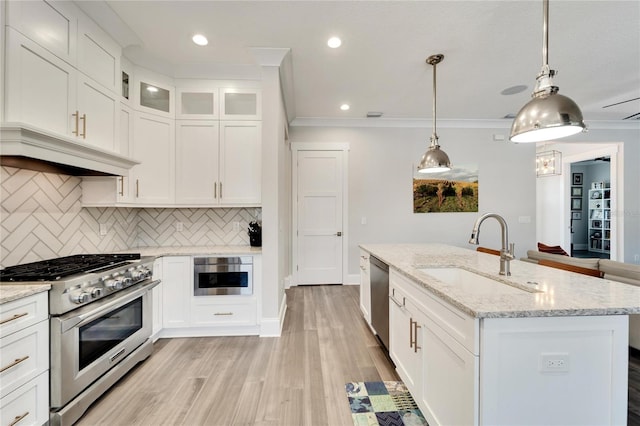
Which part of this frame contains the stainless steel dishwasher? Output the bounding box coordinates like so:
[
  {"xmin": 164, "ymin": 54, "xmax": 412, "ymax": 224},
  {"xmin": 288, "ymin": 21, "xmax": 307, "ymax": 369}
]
[{"xmin": 369, "ymin": 255, "xmax": 389, "ymax": 351}]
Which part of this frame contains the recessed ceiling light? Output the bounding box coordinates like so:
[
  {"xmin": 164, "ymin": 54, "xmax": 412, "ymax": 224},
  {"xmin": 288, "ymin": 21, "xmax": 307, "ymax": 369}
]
[
  {"xmin": 340, "ymin": 104, "xmax": 350, "ymax": 111},
  {"xmin": 146, "ymin": 86, "xmax": 159, "ymax": 93},
  {"xmin": 328, "ymin": 37, "xmax": 342, "ymax": 48},
  {"xmin": 192, "ymin": 34, "xmax": 208, "ymax": 46}
]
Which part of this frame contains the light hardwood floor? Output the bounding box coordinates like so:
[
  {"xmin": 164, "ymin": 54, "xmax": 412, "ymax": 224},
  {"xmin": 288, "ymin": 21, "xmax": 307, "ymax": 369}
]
[
  {"xmin": 76, "ymin": 285, "xmax": 640, "ymax": 426},
  {"xmin": 77, "ymin": 285, "xmax": 397, "ymax": 426}
]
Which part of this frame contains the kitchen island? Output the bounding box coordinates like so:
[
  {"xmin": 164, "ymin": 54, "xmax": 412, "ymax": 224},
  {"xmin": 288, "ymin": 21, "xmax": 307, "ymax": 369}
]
[{"xmin": 360, "ymin": 243, "xmax": 640, "ymax": 426}]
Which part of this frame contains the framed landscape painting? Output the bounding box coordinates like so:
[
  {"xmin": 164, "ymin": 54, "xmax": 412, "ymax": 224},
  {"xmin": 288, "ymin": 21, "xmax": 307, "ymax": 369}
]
[{"xmin": 413, "ymin": 165, "xmax": 479, "ymax": 213}]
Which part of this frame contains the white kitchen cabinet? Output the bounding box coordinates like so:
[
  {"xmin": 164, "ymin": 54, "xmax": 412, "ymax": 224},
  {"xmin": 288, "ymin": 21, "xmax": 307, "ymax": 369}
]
[
  {"xmin": 359, "ymin": 250, "xmax": 371, "ymax": 324},
  {"xmin": 421, "ymin": 316, "xmax": 478, "ymax": 426},
  {"xmin": 131, "ymin": 111, "xmax": 175, "ymax": 204},
  {"xmin": 0, "ymin": 292, "xmax": 49, "ymax": 426},
  {"xmin": 6, "ymin": 0, "xmax": 78, "ymax": 65},
  {"xmin": 161, "ymin": 256, "xmax": 191, "ymax": 329},
  {"xmin": 134, "ymin": 70, "xmax": 174, "ymax": 118},
  {"xmin": 220, "ymin": 88, "xmax": 262, "ymax": 120},
  {"xmin": 176, "ymin": 88, "xmax": 218, "ymax": 119},
  {"xmin": 151, "ymin": 258, "xmax": 163, "ymax": 340},
  {"xmin": 5, "ymin": 28, "xmax": 119, "ymax": 151},
  {"xmin": 5, "ymin": 28, "xmax": 76, "ymax": 137},
  {"xmin": 77, "ymin": 15, "xmax": 121, "ymax": 94},
  {"xmin": 191, "ymin": 297, "xmax": 258, "ymax": 327},
  {"xmin": 175, "ymin": 120, "xmax": 220, "ymax": 204},
  {"xmin": 388, "ymin": 281, "xmax": 423, "ymax": 395},
  {"xmin": 219, "ymin": 121, "xmax": 262, "ymax": 205}
]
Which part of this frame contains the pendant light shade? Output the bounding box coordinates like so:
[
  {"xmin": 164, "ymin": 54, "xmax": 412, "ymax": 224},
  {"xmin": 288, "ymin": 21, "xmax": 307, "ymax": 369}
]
[
  {"xmin": 417, "ymin": 54, "xmax": 451, "ymax": 173},
  {"xmin": 510, "ymin": 0, "xmax": 586, "ymax": 143}
]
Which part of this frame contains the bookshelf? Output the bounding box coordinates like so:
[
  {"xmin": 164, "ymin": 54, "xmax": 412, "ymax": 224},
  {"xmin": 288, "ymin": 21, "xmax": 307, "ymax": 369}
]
[{"xmin": 588, "ymin": 182, "xmax": 611, "ymax": 253}]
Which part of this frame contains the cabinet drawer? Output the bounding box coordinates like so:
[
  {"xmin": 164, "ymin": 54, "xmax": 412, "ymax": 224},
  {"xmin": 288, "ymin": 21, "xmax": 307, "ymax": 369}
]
[
  {"xmin": 191, "ymin": 300, "xmax": 257, "ymax": 326},
  {"xmin": 0, "ymin": 293, "xmax": 48, "ymax": 339},
  {"xmin": 0, "ymin": 320, "xmax": 49, "ymax": 398},
  {"xmin": 390, "ymin": 270, "xmax": 478, "ymax": 354},
  {"xmin": 0, "ymin": 371, "xmax": 49, "ymax": 426}
]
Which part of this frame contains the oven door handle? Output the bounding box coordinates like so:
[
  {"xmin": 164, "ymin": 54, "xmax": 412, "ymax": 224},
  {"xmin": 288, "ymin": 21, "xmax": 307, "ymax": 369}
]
[{"xmin": 59, "ymin": 280, "xmax": 160, "ymax": 333}]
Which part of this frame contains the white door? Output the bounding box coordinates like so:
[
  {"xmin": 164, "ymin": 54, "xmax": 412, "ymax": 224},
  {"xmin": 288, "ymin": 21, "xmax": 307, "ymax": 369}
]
[{"xmin": 296, "ymin": 150, "xmax": 344, "ymax": 284}]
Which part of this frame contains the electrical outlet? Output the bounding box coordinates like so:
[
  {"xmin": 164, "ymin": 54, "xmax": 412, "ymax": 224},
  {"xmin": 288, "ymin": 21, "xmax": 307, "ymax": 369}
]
[
  {"xmin": 233, "ymin": 221, "xmax": 240, "ymax": 231},
  {"xmin": 99, "ymin": 224, "xmax": 107, "ymax": 236},
  {"xmin": 540, "ymin": 353, "xmax": 570, "ymax": 373},
  {"xmin": 176, "ymin": 222, "xmax": 184, "ymax": 232},
  {"xmin": 361, "ymin": 216, "xmax": 367, "ymax": 225}
]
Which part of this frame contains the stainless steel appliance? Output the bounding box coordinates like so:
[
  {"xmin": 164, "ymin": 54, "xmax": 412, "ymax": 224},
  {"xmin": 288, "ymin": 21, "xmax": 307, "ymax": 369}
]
[
  {"xmin": 0, "ymin": 254, "xmax": 159, "ymax": 426},
  {"xmin": 370, "ymin": 255, "xmax": 390, "ymax": 351},
  {"xmin": 193, "ymin": 256, "xmax": 253, "ymax": 296}
]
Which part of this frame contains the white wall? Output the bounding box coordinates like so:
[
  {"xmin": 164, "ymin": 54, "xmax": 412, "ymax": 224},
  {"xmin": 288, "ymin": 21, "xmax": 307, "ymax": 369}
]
[{"xmin": 289, "ymin": 123, "xmax": 538, "ymax": 276}]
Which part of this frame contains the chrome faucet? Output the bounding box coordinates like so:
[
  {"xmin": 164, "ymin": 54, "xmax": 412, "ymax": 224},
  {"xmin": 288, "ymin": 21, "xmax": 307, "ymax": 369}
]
[{"xmin": 469, "ymin": 213, "xmax": 515, "ymax": 276}]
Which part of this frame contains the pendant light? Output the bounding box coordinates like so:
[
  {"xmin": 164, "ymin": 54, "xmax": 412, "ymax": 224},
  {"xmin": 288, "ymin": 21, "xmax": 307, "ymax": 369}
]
[
  {"xmin": 417, "ymin": 54, "xmax": 451, "ymax": 173},
  {"xmin": 510, "ymin": 0, "xmax": 586, "ymax": 143}
]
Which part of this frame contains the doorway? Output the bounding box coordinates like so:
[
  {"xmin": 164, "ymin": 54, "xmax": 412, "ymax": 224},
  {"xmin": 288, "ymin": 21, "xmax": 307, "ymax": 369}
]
[
  {"xmin": 570, "ymin": 158, "xmax": 611, "ymax": 259},
  {"xmin": 291, "ymin": 143, "xmax": 349, "ymax": 285}
]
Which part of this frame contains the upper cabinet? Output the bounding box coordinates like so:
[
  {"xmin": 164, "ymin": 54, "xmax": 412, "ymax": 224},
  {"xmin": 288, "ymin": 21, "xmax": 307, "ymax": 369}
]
[
  {"xmin": 220, "ymin": 88, "xmax": 261, "ymax": 120},
  {"xmin": 133, "ymin": 69, "xmax": 174, "ymax": 118},
  {"xmin": 176, "ymin": 89, "xmax": 218, "ymax": 120},
  {"xmin": 4, "ymin": 1, "xmax": 122, "ymax": 152}
]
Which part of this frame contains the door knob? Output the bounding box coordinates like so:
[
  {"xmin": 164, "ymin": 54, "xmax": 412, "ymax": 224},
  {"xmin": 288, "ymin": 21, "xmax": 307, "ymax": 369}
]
[{"xmin": 336, "ymin": 231, "xmax": 342, "ymax": 236}]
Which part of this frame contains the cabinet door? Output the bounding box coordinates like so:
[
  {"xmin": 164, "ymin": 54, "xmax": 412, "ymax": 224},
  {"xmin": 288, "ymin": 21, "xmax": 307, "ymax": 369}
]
[
  {"xmin": 77, "ymin": 16, "xmax": 121, "ymax": 93},
  {"xmin": 421, "ymin": 317, "xmax": 478, "ymax": 426},
  {"xmin": 131, "ymin": 112, "xmax": 175, "ymax": 204},
  {"xmin": 220, "ymin": 88, "xmax": 261, "ymax": 120},
  {"xmin": 175, "ymin": 120, "xmax": 220, "ymax": 205},
  {"xmin": 161, "ymin": 257, "xmax": 191, "ymax": 329},
  {"xmin": 176, "ymin": 89, "xmax": 218, "ymax": 119},
  {"xmin": 6, "ymin": 0, "xmax": 78, "ymax": 64},
  {"xmin": 389, "ymin": 291, "xmax": 422, "ymax": 395},
  {"xmin": 77, "ymin": 74, "xmax": 119, "ymax": 152},
  {"xmin": 219, "ymin": 121, "xmax": 261, "ymax": 205},
  {"xmin": 5, "ymin": 28, "xmax": 76, "ymax": 137},
  {"xmin": 134, "ymin": 73, "xmax": 174, "ymax": 118}
]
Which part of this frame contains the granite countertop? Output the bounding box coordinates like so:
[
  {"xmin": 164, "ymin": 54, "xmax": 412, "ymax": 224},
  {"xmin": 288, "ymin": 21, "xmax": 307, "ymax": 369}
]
[
  {"xmin": 119, "ymin": 245, "xmax": 262, "ymax": 257},
  {"xmin": 360, "ymin": 243, "xmax": 640, "ymax": 319},
  {"xmin": 0, "ymin": 284, "xmax": 50, "ymax": 305}
]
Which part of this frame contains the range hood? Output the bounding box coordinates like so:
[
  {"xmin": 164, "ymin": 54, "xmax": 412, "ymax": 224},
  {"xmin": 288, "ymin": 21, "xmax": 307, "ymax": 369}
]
[{"xmin": 0, "ymin": 123, "xmax": 139, "ymax": 176}]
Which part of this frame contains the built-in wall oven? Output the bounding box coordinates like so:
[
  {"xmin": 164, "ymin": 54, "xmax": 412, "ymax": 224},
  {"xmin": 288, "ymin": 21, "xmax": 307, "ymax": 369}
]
[
  {"xmin": 0, "ymin": 254, "xmax": 159, "ymax": 426},
  {"xmin": 194, "ymin": 256, "xmax": 253, "ymax": 296}
]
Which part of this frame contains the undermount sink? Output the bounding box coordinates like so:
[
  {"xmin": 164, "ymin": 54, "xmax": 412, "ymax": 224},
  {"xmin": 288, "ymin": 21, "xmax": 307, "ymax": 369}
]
[{"xmin": 417, "ymin": 267, "xmax": 535, "ymax": 294}]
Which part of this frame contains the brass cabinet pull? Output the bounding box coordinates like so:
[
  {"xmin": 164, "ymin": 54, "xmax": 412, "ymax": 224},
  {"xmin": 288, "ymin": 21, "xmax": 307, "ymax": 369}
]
[
  {"xmin": 389, "ymin": 295, "xmax": 403, "ymax": 308},
  {"xmin": 409, "ymin": 318, "xmax": 414, "ymax": 349},
  {"xmin": 214, "ymin": 312, "xmax": 233, "ymax": 316},
  {"xmin": 80, "ymin": 113, "xmax": 87, "ymax": 138},
  {"xmin": 0, "ymin": 355, "xmax": 29, "ymax": 373},
  {"xmin": 119, "ymin": 177, "xmax": 124, "ymax": 196},
  {"xmin": 8, "ymin": 412, "xmax": 29, "ymax": 426},
  {"xmin": 413, "ymin": 322, "xmax": 422, "ymax": 353},
  {"xmin": 136, "ymin": 179, "xmax": 139, "ymax": 198},
  {"xmin": 219, "ymin": 182, "xmax": 222, "ymax": 199},
  {"xmin": 0, "ymin": 312, "xmax": 28, "ymax": 325},
  {"xmin": 72, "ymin": 110, "xmax": 80, "ymax": 135},
  {"xmin": 214, "ymin": 181, "xmax": 217, "ymax": 199}
]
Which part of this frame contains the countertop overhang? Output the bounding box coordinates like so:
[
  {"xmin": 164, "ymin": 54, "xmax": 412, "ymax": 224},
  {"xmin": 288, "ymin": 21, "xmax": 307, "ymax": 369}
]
[
  {"xmin": 361, "ymin": 243, "xmax": 640, "ymax": 319},
  {"xmin": 0, "ymin": 123, "xmax": 139, "ymax": 176}
]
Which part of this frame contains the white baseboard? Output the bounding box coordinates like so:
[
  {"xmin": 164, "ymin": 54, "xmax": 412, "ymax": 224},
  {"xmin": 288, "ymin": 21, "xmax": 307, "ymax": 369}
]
[
  {"xmin": 345, "ymin": 273, "xmax": 360, "ymax": 285},
  {"xmin": 260, "ymin": 292, "xmax": 287, "ymax": 337}
]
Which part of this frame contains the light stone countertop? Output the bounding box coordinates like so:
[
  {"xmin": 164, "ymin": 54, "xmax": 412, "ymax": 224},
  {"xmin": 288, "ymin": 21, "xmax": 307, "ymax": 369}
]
[
  {"xmin": 119, "ymin": 245, "xmax": 261, "ymax": 257},
  {"xmin": 0, "ymin": 284, "xmax": 50, "ymax": 305},
  {"xmin": 360, "ymin": 243, "xmax": 640, "ymax": 319}
]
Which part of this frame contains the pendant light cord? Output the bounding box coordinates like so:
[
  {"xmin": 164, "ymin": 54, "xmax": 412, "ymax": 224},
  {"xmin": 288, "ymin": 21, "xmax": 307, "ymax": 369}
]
[
  {"xmin": 542, "ymin": 0, "xmax": 549, "ymax": 68},
  {"xmin": 432, "ymin": 61, "xmax": 438, "ymax": 144}
]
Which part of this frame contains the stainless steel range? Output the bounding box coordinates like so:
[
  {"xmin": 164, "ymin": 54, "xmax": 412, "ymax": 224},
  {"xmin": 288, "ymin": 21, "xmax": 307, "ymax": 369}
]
[{"xmin": 0, "ymin": 253, "xmax": 160, "ymax": 426}]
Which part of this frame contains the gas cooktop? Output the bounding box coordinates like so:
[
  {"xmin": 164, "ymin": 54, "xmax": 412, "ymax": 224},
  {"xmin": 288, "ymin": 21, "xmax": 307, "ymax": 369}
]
[{"xmin": 0, "ymin": 253, "xmax": 141, "ymax": 282}]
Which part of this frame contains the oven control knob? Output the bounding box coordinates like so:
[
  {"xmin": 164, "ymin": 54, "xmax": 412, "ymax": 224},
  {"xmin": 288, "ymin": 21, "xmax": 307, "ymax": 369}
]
[
  {"xmin": 105, "ymin": 278, "xmax": 123, "ymax": 290},
  {"xmin": 122, "ymin": 277, "xmax": 133, "ymax": 286},
  {"xmin": 131, "ymin": 268, "xmax": 150, "ymax": 281},
  {"xmin": 89, "ymin": 287, "xmax": 103, "ymax": 298},
  {"xmin": 72, "ymin": 292, "xmax": 90, "ymax": 304}
]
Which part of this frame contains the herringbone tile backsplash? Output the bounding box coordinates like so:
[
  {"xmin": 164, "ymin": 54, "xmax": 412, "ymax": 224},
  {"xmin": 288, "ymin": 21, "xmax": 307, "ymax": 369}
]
[{"xmin": 1, "ymin": 167, "xmax": 258, "ymax": 268}]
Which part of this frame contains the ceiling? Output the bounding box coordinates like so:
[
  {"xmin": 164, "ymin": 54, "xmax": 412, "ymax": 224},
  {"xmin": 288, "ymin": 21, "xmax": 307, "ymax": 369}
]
[{"xmin": 81, "ymin": 1, "xmax": 640, "ymax": 124}]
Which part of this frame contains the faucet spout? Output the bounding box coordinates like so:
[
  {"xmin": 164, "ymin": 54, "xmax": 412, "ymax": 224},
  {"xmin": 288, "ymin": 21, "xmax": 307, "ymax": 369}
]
[{"xmin": 468, "ymin": 213, "xmax": 514, "ymax": 276}]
